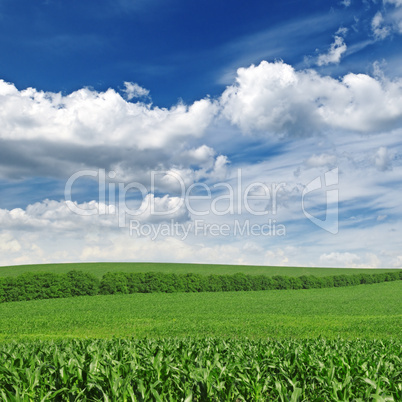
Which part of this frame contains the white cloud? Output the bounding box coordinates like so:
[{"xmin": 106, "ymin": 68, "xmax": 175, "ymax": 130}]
[
  {"xmin": 0, "ymin": 81, "xmax": 216, "ymax": 148},
  {"xmin": 340, "ymin": 0, "xmax": 351, "ymax": 7},
  {"xmin": 80, "ymin": 237, "xmax": 252, "ymax": 266},
  {"xmin": 2, "ymin": 63, "xmax": 401, "ymax": 185},
  {"xmin": 0, "ymin": 198, "xmax": 279, "ymax": 266},
  {"xmin": 187, "ymin": 145, "xmax": 215, "ymax": 163},
  {"xmin": 130, "ymin": 193, "xmax": 190, "ymax": 224},
  {"xmin": 264, "ymin": 248, "xmax": 289, "ymax": 265},
  {"xmin": 1, "ymin": 61, "xmax": 402, "ymax": 268},
  {"xmin": 372, "ymin": 12, "xmax": 391, "ymax": 39},
  {"xmin": 387, "ymin": 2, "xmax": 402, "ymax": 33},
  {"xmin": 0, "ymin": 137, "xmax": 401, "ymax": 269},
  {"xmin": 335, "ymin": 27, "xmax": 348, "ymax": 36},
  {"xmin": 122, "ymin": 82, "xmax": 149, "ymax": 100},
  {"xmin": 319, "ymin": 252, "xmax": 381, "ymax": 268},
  {"xmin": 0, "ymin": 196, "xmax": 191, "ymax": 236},
  {"xmin": 0, "ymin": 80, "xmax": 220, "ymax": 181},
  {"xmin": 317, "ymin": 36, "xmax": 347, "ymax": 66},
  {"xmin": 220, "ymin": 60, "xmax": 402, "ymax": 136},
  {"xmin": 374, "ymin": 146, "xmax": 393, "ymax": 171},
  {"xmin": 211, "ymin": 155, "xmax": 229, "ymax": 180},
  {"xmin": 0, "ymin": 200, "xmax": 114, "ymax": 232},
  {"xmin": 371, "ymin": 1, "xmax": 402, "ymax": 38},
  {"xmin": 0, "ymin": 233, "xmax": 21, "ymax": 253},
  {"xmin": 392, "ymin": 255, "xmax": 402, "ymax": 267},
  {"xmin": 305, "ymin": 153, "xmax": 337, "ymax": 169},
  {"xmin": 179, "ymin": 145, "xmax": 216, "ymax": 169}
]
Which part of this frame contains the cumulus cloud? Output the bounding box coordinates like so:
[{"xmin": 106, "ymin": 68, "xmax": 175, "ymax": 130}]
[
  {"xmin": 211, "ymin": 155, "xmax": 229, "ymax": 180},
  {"xmin": 0, "ymin": 134, "xmax": 401, "ymax": 268},
  {"xmin": 220, "ymin": 60, "xmax": 402, "ymax": 136},
  {"xmin": 0, "ymin": 200, "xmax": 115, "ymax": 232},
  {"xmin": 184, "ymin": 147, "xmax": 229, "ymax": 180},
  {"xmin": 317, "ymin": 36, "xmax": 347, "ymax": 66},
  {"xmin": 177, "ymin": 145, "xmax": 217, "ymax": 170},
  {"xmin": 128, "ymin": 193, "xmax": 190, "ymax": 224},
  {"xmin": 0, "ymin": 80, "xmax": 220, "ymax": 181},
  {"xmin": 2, "ymin": 64, "xmax": 402, "ymax": 184},
  {"xmin": 0, "ymin": 232, "xmax": 22, "ymax": 253},
  {"xmin": 0, "ymin": 195, "xmax": 191, "ymax": 236},
  {"xmin": 0, "ymin": 80, "xmax": 215, "ymax": 148},
  {"xmin": 0, "ymin": 199, "xmax": 282, "ymax": 266},
  {"xmin": 1, "ymin": 62, "xmax": 402, "ymax": 268}
]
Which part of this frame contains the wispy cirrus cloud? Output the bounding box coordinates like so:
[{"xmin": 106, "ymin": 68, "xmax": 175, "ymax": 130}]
[{"xmin": 216, "ymin": 11, "xmax": 347, "ymax": 85}]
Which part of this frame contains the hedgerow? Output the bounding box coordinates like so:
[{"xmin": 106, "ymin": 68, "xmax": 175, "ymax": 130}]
[
  {"xmin": 99, "ymin": 270, "xmax": 402, "ymax": 294},
  {"xmin": 0, "ymin": 270, "xmax": 99, "ymax": 302},
  {"xmin": 0, "ymin": 269, "xmax": 400, "ymax": 303}
]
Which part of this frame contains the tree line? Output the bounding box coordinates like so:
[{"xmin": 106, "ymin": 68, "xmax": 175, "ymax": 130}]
[{"xmin": 0, "ymin": 270, "xmax": 401, "ymax": 303}]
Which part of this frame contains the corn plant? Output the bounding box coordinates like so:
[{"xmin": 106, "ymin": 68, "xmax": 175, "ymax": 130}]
[{"xmin": 0, "ymin": 338, "xmax": 400, "ymax": 401}]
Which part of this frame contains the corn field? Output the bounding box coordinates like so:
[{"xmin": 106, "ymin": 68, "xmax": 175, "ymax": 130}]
[{"xmin": 0, "ymin": 338, "xmax": 400, "ymax": 401}]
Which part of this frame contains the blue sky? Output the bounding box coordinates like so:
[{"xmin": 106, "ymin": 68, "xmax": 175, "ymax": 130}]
[
  {"xmin": 1, "ymin": 0, "xmax": 397, "ymax": 105},
  {"xmin": 0, "ymin": 0, "xmax": 402, "ymax": 267}
]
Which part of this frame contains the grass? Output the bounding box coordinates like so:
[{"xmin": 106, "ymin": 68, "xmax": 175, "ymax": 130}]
[
  {"xmin": 0, "ymin": 261, "xmax": 399, "ymax": 279},
  {"xmin": 1, "ymin": 281, "xmax": 400, "ymax": 341}
]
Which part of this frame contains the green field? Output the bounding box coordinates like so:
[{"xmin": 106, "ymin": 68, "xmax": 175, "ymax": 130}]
[
  {"xmin": 1, "ymin": 263, "xmax": 401, "ymax": 400},
  {"xmin": 1, "ymin": 281, "xmax": 400, "ymax": 340},
  {"xmin": 0, "ymin": 261, "xmax": 399, "ymax": 279}
]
